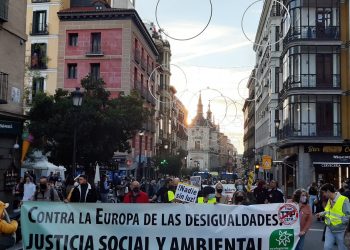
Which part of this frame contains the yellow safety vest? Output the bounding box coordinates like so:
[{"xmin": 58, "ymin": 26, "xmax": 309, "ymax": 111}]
[
  {"xmin": 197, "ymin": 197, "xmax": 216, "ymax": 204},
  {"xmin": 168, "ymin": 190, "xmax": 175, "ymax": 202},
  {"xmin": 324, "ymin": 195, "xmax": 347, "ymax": 226}
]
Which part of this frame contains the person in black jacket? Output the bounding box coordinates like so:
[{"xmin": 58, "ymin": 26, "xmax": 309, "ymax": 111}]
[
  {"xmin": 70, "ymin": 175, "xmax": 98, "ymax": 203},
  {"xmin": 267, "ymin": 180, "xmax": 284, "ymax": 203},
  {"xmin": 253, "ymin": 180, "xmax": 268, "ymax": 204}
]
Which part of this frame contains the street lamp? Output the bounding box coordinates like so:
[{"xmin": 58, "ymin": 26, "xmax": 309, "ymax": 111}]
[
  {"xmin": 71, "ymin": 87, "xmax": 83, "ymax": 175},
  {"xmin": 136, "ymin": 129, "xmax": 144, "ymax": 180}
]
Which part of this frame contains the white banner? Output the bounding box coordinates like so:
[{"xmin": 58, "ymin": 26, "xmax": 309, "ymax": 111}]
[
  {"xmin": 21, "ymin": 202, "xmax": 300, "ymax": 250},
  {"xmin": 175, "ymin": 183, "xmax": 199, "ymax": 203}
]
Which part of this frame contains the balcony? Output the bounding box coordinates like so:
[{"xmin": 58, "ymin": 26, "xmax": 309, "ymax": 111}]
[
  {"xmin": 278, "ymin": 123, "xmax": 341, "ymax": 139},
  {"xmin": 134, "ymin": 49, "xmax": 140, "ymax": 64},
  {"xmin": 270, "ymin": 3, "xmax": 281, "ymax": 17},
  {"xmin": 0, "ymin": 72, "xmax": 8, "ymax": 104},
  {"xmin": 283, "ymin": 26, "xmax": 340, "ymax": 46},
  {"xmin": 32, "ymin": 0, "xmax": 50, "ymax": 2},
  {"xmin": 280, "ymin": 74, "xmax": 340, "ymax": 97},
  {"xmin": 0, "ymin": 0, "xmax": 8, "ymax": 22},
  {"xmin": 31, "ymin": 23, "xmax": 49, "ymax": 36}
]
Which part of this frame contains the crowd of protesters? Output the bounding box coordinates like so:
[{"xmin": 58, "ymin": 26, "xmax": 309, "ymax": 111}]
[{"xmin": 3, "ymin": 171, "xmax": 350, "ymax": 250}]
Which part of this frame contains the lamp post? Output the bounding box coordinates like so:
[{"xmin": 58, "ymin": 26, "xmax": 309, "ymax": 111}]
[
  {"xmin": 71, "ymin": 87, "xmax": 83, "ymax": 175},
  {"xmin": 136, "ymin": 130, "xmax": 144, "ymax": 180}
]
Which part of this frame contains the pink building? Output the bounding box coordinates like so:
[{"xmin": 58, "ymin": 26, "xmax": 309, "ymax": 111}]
[{"xmin": 57, "ymin": 2, "xmax": 159, "ymax": 175}]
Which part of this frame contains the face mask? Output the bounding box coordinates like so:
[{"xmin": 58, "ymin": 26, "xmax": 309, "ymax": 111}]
[
  {"xmin": 235, "ymin": 196, "xmax": 244, "ymax": 202},
  {"xmin": 236, "ymin": 185, "xmax": 243, "ymax": 191},
  {"xmin": 217, "ymin": 189, "xmax": 223, "ymax": 194},
  {"xmin": 300, "ymin": 196, "xmax": 307, "ymax": 203},
  {"xmin": 208, "ymin": 194, "xmax": 216, "ymax": 199},
  {"xmin": 74, "ymin": 182, "xmax": 79, "ymax": 187},
  {"xmin": 40, "ymin": 184, "xmax": 47, "ymax": 190},
  {"xmin": 133, "ymin": 188, "xmax": 140, "ymax": 193}
]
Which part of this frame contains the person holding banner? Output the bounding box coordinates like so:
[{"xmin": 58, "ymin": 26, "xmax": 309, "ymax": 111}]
[
  {"xmin": 291, "ymin": 189, "xmax": 312, "ymax": 250},
  {"xmin": 123, "ymin": 181, "xmax": 149, "ymax": 203},
  {"xmin": 232, "ymin": 190, "xmax": 250, "ymax": 205},
  {"xmin": 198, "ymin": 186, "xmax": 216, "ymax": 204},
  {"xmin": 317, "ymin": 183, "xmax": 350, "ymax": 250},
  {"xmin": 150, "ymin": 178, "xmax": 172, "ymax": 203},
  {"xmin": 166, "ymin": 178, "xmax": 179, "ymax": 203}
]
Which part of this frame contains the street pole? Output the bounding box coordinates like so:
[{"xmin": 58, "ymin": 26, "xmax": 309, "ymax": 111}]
[
  {"xmin": 72, "ymin": 125, "xmax": 77, "ymax": 176},
  {"xmin": 136, "ymin": 133, "xmax": 143, "ymax": 180}
]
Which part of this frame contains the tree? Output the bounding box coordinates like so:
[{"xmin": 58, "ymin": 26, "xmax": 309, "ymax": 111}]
[{"xmin": 28, "ymin": 75, "xmax": 150, "ymax": 167}]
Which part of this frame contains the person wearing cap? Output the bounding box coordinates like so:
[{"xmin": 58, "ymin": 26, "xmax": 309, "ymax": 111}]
[{"xmin": 0, "ymin": 201, "xmax": 18, "ymax": 249}]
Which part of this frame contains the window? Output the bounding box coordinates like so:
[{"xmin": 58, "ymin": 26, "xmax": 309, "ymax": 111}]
[
  {"xmin": 195, "ymin": 141, "xmax": 200, "ymax": 150},
  {"xmin": 68, "ymin": 64, "xmax": 77, "ymax": 79},
  {"xmin": 90, "ymin": 63, "xmax": 100, "ymax": 81},
  {"xmin": 69, "ymin": 33, "xmax": 78, "ymax": 46},
  {"xmin": 31, "ymin": 43, "xmax": 47, "ymax": 69},
  {"xmin": 316, "ymin": 54, "xmax": 332, "ymax": 87},
  {"xmin": 91, "ymin": 33, "xmax": 101, "ymax": 53},
  {"xmin": 32, "ymin": 11, "xmax": 48, "ymax": 35},
  {"xmin": 0, "ymin": 72, "xmax": 8, "ymax": 103},
  {"xmin": 32, "ymin": 77, "xmax": 44, "ymax": 98},
  {"xmin": 0, "ymin": 0, "xmax": 9, "ymax": 22}
]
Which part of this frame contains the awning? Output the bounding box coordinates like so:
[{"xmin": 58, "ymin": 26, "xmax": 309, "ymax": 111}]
[{"xmin": 311, "ymin": 154, "xmax": 350, "ymax": 168}]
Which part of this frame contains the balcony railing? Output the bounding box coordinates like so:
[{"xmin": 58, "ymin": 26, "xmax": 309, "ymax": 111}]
[
  {"xmin": 283, "ymin": 26, "xmax": 340, "ymax": 46},
  {"xmin": 0, "ymin": 0, "xmax": 8, "ymax": 22},
  {"xmin": 32, "ymin": 0, "xmax": 50, "ymax": 2},
  {"xmin": 0, "ymin": 72, "xmax": 8, "ymax": 104},
  {"xmin": 86, "ymin": 49, "xmax": 104, "ymax": 57},
  {"xmin": 278, "ymin": 122, "xmax": 341, "ymax": 139},
  {"xmin": 134, "ymin": 49, "xmax": 140, "ymax": 64},
  {"xmin": 31, "ymin": 23, "xmax": 49, "ymax": 36},
  {"xmin": 280, "ymin": 74, "xmax": 341, "ymax": 97}
]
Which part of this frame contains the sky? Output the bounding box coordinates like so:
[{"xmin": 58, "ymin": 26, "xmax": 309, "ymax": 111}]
[{"xmin": 135, "ymin": 0, "xmax": 265, "ymax": 153}]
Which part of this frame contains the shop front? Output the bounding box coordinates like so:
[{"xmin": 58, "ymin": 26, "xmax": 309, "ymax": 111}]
[
  {"xmin": 0, "ymin": 118, "xmax": 24, "ymax": 191},
  {"xmin": 306, "ymin": 145, "xmax": 350, "ymax": 188}
]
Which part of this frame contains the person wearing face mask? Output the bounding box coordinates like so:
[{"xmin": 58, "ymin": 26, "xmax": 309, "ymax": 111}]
[
  {"xmin": 316, "ymin": 183, "xmax": 350, "ymax": 250},
  {"xmin": 291, "ymin": 189, "xmax": 312, "ymax": 250},
  {"xmin": 123, "ymin": 181, "xmax": 149, "ymax": 203},
  {"xmin": 235, "ymin": 179, "xmax": 247, "ymax": 193},
  {"xmin": 215, "ymin": 182, "xmax": 229, "ymax": 204},
  {"xmin": 32, "ymin": 176, "xmax": 61, "ymax": 201}
]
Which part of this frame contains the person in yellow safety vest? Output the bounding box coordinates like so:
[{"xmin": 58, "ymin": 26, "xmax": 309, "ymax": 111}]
[
  {"xmin": 197, "ymin": 185, "xmax": 216, "ymax": 204},
  {"xmin": 316, "ymin": 183, "xmax": 350, "ymax": 250},
  {"xmin": 167, "ymin": 178, "xmax": 180, "ymax": 203}
]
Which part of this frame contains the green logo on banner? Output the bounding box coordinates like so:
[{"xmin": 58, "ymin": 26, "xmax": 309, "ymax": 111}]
[{"xmin": 269, "ymin": 229, "xmax": 294, "ymax": 250}]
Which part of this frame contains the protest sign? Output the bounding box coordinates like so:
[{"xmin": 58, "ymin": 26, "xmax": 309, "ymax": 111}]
[
  {"xmin": 222, "ymin": 184, "xmax": 236, "ymax": 196},
  {"xmin": 190, "ymin": 176, "xmax": 201, "ymax": 188},
  {"xmin": 21, "ymin": 202, "xmax": 300, "ymax": 250},
  {"xmin": 174, "ymin": 183, "xmax": 199, "ymax": 203}
]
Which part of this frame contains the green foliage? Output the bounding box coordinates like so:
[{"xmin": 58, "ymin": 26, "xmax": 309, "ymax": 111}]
[
  {"xmin": 155, "ymin": 154, "xmax": 183, "ymax": 176},
  {"xmin": 28, "ymin": 75, "xmax": 149, "ymax": 167}
]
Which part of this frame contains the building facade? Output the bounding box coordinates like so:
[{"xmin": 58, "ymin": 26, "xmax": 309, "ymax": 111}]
[
  {"xmin": 57, "ymin": 1, "xmax": 159, "ymax": 176},
  {"xmin": 24, "ymin": 0, "xmax": 72, "ymax": 113},
  {"xmin": 187, "ymin": 94, "xmax": 223, "ymax": 171},
  {"xmin": 0, "ymin": 0, "xmax": 27, "ymax": 190},
  {"xmin": 252, "ymin": 0, "xmax": 350, "ymax": 194},
  {"xmin": 243, "ymin": 70, "xmax": 256, "ymax": 171}
]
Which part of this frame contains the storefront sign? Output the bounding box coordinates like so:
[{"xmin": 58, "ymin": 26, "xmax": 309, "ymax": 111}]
[
  {"xmin": 312, "ymin": 154, "xmax": 350, "ymax": 168},
  {"xmin": 0, "ymin": 120, "xmax": 20, "ymax": 134},
  {"xmin": 21, "ymin": 202, "xmax": 300, "ymax": 250},
  {"xmin": 305, "ymin": 145, "xmax": 350, "ymax": 154}
]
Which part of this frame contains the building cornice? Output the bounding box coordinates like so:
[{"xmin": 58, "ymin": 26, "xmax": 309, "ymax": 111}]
[{"xmin": 57, "ymin": 8, "xmax": 159, "ymax": 56}]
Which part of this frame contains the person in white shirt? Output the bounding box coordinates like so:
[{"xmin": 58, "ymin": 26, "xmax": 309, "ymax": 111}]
[{"xmin": 22, "ymin": 176, "xmax": 36, "ymax": 201}]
